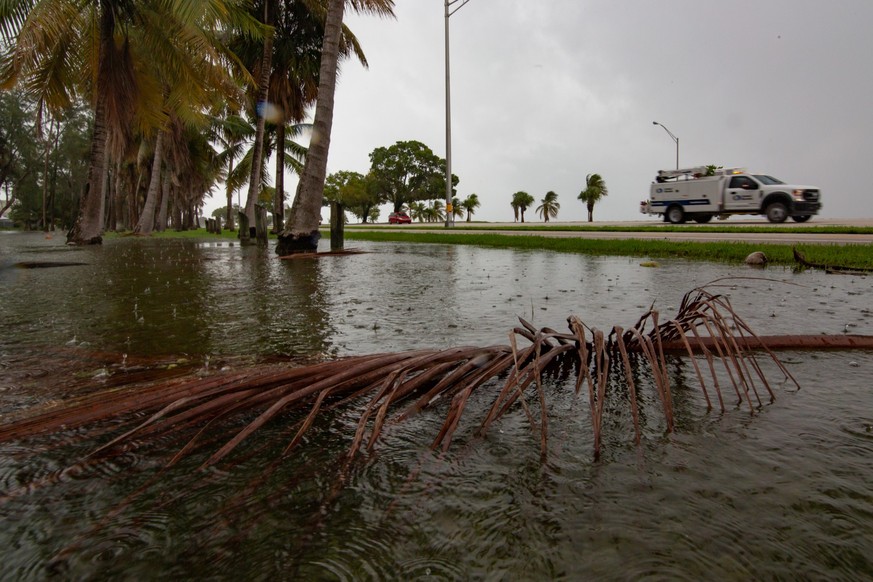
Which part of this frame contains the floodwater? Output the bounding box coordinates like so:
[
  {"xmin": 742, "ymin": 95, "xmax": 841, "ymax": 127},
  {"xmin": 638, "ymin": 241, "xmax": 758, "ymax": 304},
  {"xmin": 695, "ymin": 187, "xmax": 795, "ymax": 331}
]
[{"xmin": 0, "ymin": 231, "xmax": 871, "ymax": 580}]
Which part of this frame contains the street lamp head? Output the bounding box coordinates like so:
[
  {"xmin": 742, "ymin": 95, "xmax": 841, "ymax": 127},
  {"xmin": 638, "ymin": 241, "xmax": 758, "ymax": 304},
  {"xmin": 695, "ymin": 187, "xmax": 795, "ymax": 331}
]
[{"xmin": 652, "ymin": 121, "xmax": 659, "ymax": 125}]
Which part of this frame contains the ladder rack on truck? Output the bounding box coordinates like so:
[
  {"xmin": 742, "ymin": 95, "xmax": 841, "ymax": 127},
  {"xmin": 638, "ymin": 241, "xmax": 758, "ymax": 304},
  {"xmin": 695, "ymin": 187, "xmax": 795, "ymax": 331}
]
[{"xmin": 654, "ymin": 167, "xmax": 746, "ymax": 182}]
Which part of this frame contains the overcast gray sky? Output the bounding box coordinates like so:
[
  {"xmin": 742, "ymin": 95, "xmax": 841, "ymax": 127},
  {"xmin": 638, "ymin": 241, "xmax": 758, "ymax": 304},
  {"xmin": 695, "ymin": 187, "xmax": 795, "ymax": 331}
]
[{"xmin": 211, "ymin": 1, "xmax": 873, "ymax": 222}]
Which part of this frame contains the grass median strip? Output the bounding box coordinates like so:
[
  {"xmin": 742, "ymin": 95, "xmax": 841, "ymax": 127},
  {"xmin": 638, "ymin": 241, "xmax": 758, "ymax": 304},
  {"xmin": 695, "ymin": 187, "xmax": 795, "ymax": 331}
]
[
  {"xmin": 346, "ymin": 223, "xmax": 873, "ymax": 235},
  {"xmin": 106, "ymin": 227, "xmax": 873, "ymax": 269},
  {"xmin": 343, "ymin": 230, "xmax": 873, "ymax": 269}
]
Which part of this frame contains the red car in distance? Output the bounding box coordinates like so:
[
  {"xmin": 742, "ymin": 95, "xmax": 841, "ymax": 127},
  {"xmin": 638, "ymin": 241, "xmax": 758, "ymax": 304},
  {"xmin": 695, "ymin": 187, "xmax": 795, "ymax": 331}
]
[{"xmin": 388, "ymin": 212, "xmax": 412, "ymax": 224}]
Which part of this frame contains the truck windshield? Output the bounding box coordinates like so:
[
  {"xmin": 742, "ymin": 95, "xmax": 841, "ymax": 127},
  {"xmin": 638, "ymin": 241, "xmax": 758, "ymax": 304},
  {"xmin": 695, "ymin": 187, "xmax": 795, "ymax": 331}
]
[{"xmin": 753, "ymin": 175, "xmax": 785, "ymax": 185}]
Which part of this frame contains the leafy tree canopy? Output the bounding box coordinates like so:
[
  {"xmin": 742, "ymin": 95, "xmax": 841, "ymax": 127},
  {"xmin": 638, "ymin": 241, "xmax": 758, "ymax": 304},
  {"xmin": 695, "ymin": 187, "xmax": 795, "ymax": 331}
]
[
  {"xmin": 323, "ymin": 170, "xmax": 382, "ymax": 223},
  {"xmin": 213, "ymin": 204, "xmax": 241, "ymax": 219},
  {"xmin": 1, "ymin": 90, "xmax": 90, "ymax": 228},
  {"xmin": 369, "ymin": 140, "xmax": 457, "ymax": 212}
]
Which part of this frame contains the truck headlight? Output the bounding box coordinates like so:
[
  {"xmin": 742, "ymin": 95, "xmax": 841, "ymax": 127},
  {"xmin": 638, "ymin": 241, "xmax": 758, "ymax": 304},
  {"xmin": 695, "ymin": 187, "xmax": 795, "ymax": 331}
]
[{"xmin": 792, "ymin": 189, "xmax": 805, "ymax": 201}]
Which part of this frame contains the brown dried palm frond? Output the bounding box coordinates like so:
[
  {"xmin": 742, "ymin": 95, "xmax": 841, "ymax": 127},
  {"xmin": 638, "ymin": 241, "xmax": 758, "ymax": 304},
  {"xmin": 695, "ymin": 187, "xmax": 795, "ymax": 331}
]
[{"xmin": 2, "ymin": 286, "xmax": 831, "ymax": 468}]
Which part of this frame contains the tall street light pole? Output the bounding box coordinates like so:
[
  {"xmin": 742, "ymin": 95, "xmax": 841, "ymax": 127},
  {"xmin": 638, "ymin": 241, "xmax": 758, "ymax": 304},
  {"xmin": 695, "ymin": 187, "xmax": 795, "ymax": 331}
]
[
  {"xmin": 444, "ymin": 0, "xmax": 473, "ymax": 227},
  {"xmin": 652, "ymin": 121, "xmax": 679, "ymax": 170}
]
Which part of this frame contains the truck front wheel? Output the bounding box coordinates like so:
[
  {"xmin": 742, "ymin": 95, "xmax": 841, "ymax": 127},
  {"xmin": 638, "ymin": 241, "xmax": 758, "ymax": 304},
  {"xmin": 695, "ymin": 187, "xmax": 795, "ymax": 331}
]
[
  {"xmin": 666, "ymin": 205, "xmax": 686, "ymax": 224},
  {"xmin": 765, "ymin": 202, "xmax": 788, "ymax": 223},
  {"xmin": 791, "ymin": 215, "xmax": 811, "ymax": 223},
  {"xmin": 692, "ymin": 214, "xmax": 713, "ymax": 224}
]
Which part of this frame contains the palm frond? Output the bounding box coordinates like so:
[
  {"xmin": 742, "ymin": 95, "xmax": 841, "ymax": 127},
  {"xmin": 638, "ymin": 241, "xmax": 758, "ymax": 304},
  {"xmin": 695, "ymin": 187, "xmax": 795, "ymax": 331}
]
[{"xmin": 0, "ymin": 286, "xmax": 811, "ymax": 468}]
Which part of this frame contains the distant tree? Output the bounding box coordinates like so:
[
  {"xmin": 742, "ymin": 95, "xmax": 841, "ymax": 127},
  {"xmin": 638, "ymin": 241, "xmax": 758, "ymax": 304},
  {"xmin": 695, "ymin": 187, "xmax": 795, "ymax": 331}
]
[
  {"xmin": 461, "ymin": 193, "xmax": 480, "ymax": 222},
  {"xmin": 367, "ymin": 205, "xmax": 380, "ymax": 223},
  {"xmin": 1, "ymin": 91, "xmax": 90, "ymax": 230},
  {"xmin": 323, "ymin": 170, "xmax": 383, "ymax": 223},
  {"xmin": 511, "ymin": 191, "xmax": 534, "ymax": 223},
  {"xmin": 0, "ymin": 90, "xmax": 38, "ymax": 221},
  {"xmin": 213, "ymin": 204, "xmax": 241, "ymax": 219},
  {"xmin": 369, "ymin": 140, "xmax": 457, "ymax": 212},
  {"xmin": 577, "ymin": 173, "xmax": 608, "ymax": 222},
  {"xmin": 537, "ymin": 191, "xmax": 560, "ymax": 222}
]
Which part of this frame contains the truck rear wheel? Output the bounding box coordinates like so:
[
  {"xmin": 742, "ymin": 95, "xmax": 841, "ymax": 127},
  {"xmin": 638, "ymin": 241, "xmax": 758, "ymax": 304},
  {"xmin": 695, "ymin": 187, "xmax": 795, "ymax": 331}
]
[
  {"xmin": 692, "ymin": 214, "xmax": 713, "ymax": 224},
  {"xmin": 765, "ymin": 202, "xmax": 788, "ymax": 223},
  {"xmin": 791, "ymin": 215, "xmax": 811, "ymax": 223},
  {"xmin": 666, "ymin": 205, "xmax": 686, "ymax": 224}
]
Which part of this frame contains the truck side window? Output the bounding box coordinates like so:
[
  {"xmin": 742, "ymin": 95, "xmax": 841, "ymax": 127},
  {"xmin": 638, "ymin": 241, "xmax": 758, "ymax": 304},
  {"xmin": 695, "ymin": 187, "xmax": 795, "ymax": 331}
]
[{"xmin": 729, "ymin": 176, "xmax": 756, "ymax": 190}]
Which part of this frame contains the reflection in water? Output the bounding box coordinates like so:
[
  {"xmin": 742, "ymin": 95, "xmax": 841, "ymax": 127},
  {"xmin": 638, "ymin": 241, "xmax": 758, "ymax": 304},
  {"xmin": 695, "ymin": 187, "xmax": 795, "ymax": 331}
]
[
  {"xmin": 198, "ymin": 244, "xmax": 334, "ymax": 358},
  {"xmin": 0, "ymin": 232, "xmax": 872, "ymax": 579}
]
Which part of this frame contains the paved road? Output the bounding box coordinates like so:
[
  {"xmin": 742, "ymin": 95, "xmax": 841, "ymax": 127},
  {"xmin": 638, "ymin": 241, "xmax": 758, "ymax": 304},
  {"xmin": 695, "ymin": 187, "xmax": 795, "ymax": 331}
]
[{"xmin": 363, "ymin": 218, "xmax": 873, "ymax": 245}]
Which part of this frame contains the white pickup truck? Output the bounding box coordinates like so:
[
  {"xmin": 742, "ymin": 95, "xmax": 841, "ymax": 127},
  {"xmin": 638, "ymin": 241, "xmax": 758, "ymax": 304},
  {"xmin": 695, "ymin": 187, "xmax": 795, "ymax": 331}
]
[{"xmin": 639, "ymin": 166, "xmax": 822, "ymax": 224}]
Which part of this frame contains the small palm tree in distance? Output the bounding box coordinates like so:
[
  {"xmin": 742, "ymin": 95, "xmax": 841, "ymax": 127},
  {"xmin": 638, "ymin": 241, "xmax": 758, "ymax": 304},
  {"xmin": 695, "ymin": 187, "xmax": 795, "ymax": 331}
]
[
  {"xmin": 537, "ymin": 191, "xmax": 560, "ymax": 222},
  {"xmin": 462, "ymin": 193, "xmax": 480, "ymax": 222},
  {"xmin": 578, "ymin": 173, "xmax": 608, "ymax": 222}
]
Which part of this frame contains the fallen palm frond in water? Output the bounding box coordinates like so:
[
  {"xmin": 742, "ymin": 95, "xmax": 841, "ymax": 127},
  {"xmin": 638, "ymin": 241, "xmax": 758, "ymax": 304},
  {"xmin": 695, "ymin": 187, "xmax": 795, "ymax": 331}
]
[
  {"xmin": 2, "ymin": 287, "xmax": 872, "ymax": 466},
  {"xmin": 793, "ymin": 246, "xmax": 873, "ymax": 274}
]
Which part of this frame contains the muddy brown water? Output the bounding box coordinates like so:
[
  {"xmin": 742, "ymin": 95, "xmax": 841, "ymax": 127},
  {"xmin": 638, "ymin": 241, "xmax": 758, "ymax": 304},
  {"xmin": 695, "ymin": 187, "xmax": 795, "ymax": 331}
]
[{"xmin": 1, "ymin": 232, "xmax": 871, "ymax": 579}]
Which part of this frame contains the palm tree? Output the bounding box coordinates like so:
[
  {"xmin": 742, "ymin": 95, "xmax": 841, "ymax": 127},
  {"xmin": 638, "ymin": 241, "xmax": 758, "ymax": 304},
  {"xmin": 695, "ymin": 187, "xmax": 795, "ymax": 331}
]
[
  {"xmin": 165, "ymin": 118, "xmax": 224, "ymax": 230},
  {"xmin": 451, "ymin": 196, "xmax": 464, "ymax": 221},
  {"xmin": 266, "ymin": 1, "xmax": 376, "ymax": 233},
  {"xmin": 132, "ymin": 131, "xmax": 165, "ymax": 235},
  {"xmin": 461, "ymin": 193, "xmax": 480, "ymax": 222},
  {"xmin": 277, "ymin": 0, "xmax": 395, "ymax": 255},
  {"xmin": 1, "ymin": 0, "xmax": 258, "ymax": 244},
  {"xmin": 511, "ymin": 191, "xmax": 534, "ymax": 223},
  {"xmin": 225, "ymin": 120, "xmax": 310, "ymax": 209},
  {"xmin": 212, "ymin": 113, "xmax": 257, "ymax": 231},
  {"xmin": 235, "ymin": 0, "xmax": 371, "ymax": 242},
  {"xmin": 578, "ymin": 173, "xmax": 608, "ymax": 222},
  {"xmin": 537, "ymin": 191, "xmax": 560, "ymax": 222},
  {"xmin": 430, "ymin": 199, "xmax": 446, "ymax": 223},
  {"xmin": 407, "ymin": 201, "xmax": 426, "ymax": 222},
  {"xmin": 277, "ymin": 0, "xmax": 345, "ymax": 252}
]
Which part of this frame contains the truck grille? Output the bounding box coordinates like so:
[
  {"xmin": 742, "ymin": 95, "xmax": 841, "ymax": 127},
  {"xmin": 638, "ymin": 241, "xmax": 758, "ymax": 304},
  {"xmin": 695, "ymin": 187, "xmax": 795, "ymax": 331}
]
[{"xmin": 802, "ymin": 189, "xmax": 820, "ymax": 201}]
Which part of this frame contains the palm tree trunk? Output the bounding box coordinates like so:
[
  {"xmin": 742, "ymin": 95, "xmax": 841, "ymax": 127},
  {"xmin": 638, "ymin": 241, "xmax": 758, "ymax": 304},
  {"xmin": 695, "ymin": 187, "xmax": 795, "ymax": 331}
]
[
  {"xmin": 67, "ymin": 93, "xmax": 108, "ymax": 244},
  {"xmin": 103, "ymin": 166, "xmax": 114, "ymax": 231},
  {"xmin": 114, "ymin": 165, "xmax": 124, "ymax": 231},
  {"xmin": 241, "ymin": 4, "xmax": 274, "ymax": 245},
  {"xmin": 134, "ymin": 131, "xmax": 164, "ymax": 235},
  {"xmin": 41, "ymin": 120, "xmax": 56, "ymax": 232},
  {"xmin": 273, "ymin": 121, "xmax": 285, "ymax": 233},
  {"xmin": 157, "ymin": 170, "xmax": 171, "ymax": 231},
  {"xmin": 277, "ymin": 0, "xmax": 345, "ymax": 255},
  {"xmin": 67, "ymin": 5, "xmax": 118, "ymax": 245},
  {"xmin": 225, "ymin": 158, "xmax": 235, "ymax": 231}
]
